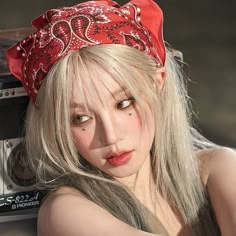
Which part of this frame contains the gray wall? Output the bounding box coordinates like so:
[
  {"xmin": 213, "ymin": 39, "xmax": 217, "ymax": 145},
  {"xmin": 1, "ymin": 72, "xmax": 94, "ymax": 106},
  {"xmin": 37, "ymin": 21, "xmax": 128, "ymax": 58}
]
[{"xmin": 1, "ymin": 0, "xmax": 236, "ymax": 147}]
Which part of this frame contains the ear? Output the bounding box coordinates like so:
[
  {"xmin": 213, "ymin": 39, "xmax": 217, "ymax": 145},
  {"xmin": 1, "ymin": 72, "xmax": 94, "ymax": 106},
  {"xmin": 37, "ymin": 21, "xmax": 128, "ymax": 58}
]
[{"xmin": 155, "ymin": 67, "xmax": 166, "ymax": 90}]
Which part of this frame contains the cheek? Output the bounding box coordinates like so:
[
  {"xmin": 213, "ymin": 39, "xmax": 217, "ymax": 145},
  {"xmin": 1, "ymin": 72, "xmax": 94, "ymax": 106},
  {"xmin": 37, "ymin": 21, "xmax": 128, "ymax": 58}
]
[
  {"xmin": 135, "ymin": 107, "xmax": 155, "ymax": 145},
  {"xmin": 71, "ymin": 128, "xmax": 93, "ymax": 156},
  {"xmin": 124, "ymin": 107, "xmax": 142, "ymax": 130},
  {"xmin": 71, "ymin": 130, "xmax": 102, "ymax": 168},
  {"xmin": 128, "ymin": 106, "xmax": 154, "ymax": 136}
]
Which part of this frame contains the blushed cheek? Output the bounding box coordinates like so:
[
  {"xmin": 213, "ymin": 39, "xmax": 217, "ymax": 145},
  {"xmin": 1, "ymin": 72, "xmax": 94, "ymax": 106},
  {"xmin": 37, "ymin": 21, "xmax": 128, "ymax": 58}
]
[
  {"xmin": 71, "ymin": 128, "xmax": 92, "ymax": 154},
  {"xmin": 125, "ymin": 111, "xmax": 142, "ymax": 134},
  {"xmin": 134, "ymin": 107, "xmax": 155, "ymax": 141}
]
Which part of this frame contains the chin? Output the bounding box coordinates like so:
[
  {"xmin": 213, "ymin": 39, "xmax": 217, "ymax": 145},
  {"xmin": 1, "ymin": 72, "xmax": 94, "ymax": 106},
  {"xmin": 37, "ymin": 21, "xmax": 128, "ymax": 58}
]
[{"xmin": 104, "ymin": 165, "xmax": 141, "ymax": 179}]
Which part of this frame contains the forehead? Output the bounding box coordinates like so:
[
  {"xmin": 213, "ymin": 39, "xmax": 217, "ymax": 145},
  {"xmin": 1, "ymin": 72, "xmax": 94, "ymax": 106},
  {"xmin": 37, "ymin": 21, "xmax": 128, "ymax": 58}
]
[{"xmin": 71, "ymin": 66, "xmax": 129, "ymax": 109}]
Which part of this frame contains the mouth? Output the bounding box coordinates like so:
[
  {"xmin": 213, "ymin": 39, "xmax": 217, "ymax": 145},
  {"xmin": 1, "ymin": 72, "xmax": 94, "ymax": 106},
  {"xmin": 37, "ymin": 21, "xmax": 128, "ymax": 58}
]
[{"xmin": 106, "ymin": 150, "xmax": 133, "ymax": 167}]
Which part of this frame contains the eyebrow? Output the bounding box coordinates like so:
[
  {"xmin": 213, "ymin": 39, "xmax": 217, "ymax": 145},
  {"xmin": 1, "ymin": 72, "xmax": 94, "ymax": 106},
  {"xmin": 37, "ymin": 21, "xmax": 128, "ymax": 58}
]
[{"xmin": 70, "ymin": 87, "xmax": 130, "ymax": 109}]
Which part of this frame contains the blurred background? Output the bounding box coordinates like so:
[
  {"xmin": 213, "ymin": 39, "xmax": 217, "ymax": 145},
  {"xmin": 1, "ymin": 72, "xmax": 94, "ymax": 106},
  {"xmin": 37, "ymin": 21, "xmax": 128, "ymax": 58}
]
[{"xmin": 0, "ymin": 0, "xmax": 236, "ymax": 147}]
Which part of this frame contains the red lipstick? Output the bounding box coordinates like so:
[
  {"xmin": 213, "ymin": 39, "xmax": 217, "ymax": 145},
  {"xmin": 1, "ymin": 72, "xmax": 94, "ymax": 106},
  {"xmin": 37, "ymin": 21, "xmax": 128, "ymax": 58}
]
[{"xmin": 107, "ymin": 151, "xmax": 132, "ymax": 167}]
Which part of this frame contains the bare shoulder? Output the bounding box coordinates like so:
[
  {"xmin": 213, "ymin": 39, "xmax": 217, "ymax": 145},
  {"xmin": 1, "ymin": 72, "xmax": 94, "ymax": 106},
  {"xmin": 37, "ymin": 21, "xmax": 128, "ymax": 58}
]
[
  {"xmin": 197, "ymin": 147, "xmax": 236, "ymax": 234},
  {"xmin": 196, "ymin": 147, "xmax": 236, "ymax": 183},
  {"xmin": 37, "ymin": 186, "xmax": 86, "ymax": 236},
  {"xmin": 207, "ymin": 147, "xmax": 236, "ymax": 175},
  {"xmin": 37, "ymin": 186, "xmax": 157, "ymax": 236},
  {"xmin": 197, "ymin": 147, "xmax": 236, "ymax": 180}
]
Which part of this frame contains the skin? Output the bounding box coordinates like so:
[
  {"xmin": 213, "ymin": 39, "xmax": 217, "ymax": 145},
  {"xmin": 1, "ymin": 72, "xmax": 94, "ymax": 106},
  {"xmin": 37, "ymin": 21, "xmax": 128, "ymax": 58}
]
[
  {"xmin": 199, "ymin": 148, "xmax": 236, "ymax": 236},
  {"xmin": 37, "ymin": 68, "xmax": 236, "ymax": 236},
  {"xmin": 70, "ymin": 70, "xmax": 155, "ymax": 180}
]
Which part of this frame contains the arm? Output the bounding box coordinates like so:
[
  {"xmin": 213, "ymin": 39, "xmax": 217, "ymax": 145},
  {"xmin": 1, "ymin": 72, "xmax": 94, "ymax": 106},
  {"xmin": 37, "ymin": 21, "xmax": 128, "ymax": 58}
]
[
  {"xmin": 37, "ymin": 190, "xmax": 161, "ymax": 236},
  {"xmin": 206, "ymin": 147, "xmax": 236, "ymax": 235}
]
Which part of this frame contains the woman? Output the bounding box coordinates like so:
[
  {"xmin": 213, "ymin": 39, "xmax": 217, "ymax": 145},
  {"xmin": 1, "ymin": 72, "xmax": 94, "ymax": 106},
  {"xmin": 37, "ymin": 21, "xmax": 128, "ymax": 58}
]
[{"xmin": 7, "ymin": 0, "xmax": 236, "ymax": 235}]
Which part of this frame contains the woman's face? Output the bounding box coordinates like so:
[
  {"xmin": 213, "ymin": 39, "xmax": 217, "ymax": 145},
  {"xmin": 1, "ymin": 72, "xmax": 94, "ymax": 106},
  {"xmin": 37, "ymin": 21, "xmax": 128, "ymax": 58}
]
[{"xmin": 70, "ymin": 71, "xmax": 155, "ymax": 178}]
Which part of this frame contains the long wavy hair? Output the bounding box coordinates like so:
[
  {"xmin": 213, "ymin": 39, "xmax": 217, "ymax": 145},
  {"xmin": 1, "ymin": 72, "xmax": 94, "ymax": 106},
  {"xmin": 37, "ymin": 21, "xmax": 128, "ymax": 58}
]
[{"xmin": 25, "ymin": 44, "xmax": 220, "ymax": 235}]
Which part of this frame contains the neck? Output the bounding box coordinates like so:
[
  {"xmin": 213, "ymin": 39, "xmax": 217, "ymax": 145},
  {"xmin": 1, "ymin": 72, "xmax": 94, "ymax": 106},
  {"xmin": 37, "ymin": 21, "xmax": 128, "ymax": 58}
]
[{"xmin": 116, "ymin": 154, "xmax": 156, "ymax": 206}]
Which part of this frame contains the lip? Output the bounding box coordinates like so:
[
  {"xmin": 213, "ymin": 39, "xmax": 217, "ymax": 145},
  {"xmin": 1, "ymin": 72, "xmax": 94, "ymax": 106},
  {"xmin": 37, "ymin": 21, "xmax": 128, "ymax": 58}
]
[{"xmin": 106, "ymin": 150, "xmax": 133, "ymax": 167}]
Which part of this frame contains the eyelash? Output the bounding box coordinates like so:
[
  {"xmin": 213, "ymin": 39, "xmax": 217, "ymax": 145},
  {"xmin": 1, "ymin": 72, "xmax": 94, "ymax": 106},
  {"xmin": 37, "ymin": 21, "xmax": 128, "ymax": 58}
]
[{"xmin": 71, "ymin": 97, "xmax": 135, "ymax": 126}]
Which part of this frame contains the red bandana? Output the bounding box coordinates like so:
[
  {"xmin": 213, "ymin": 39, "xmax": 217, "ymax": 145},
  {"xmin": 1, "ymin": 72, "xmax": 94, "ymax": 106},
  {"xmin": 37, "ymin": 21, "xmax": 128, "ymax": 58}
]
[{"xmin": 7, "ymin": 0, "xmax": 165, "ymax": 102}]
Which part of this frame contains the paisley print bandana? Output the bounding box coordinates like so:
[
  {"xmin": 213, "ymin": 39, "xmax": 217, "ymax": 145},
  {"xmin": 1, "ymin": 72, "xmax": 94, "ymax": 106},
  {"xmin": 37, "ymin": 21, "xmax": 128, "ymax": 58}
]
[{"xmin": 7, "ymin": 0, "xmax": 166, "ymax": 102}]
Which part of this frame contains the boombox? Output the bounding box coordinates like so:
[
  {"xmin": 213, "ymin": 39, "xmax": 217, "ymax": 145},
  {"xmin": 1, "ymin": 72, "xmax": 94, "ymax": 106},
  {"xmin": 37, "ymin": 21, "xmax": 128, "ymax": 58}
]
[{"xmin": 0, "ymin": 31, "xmax": 46, "ymax": 220}]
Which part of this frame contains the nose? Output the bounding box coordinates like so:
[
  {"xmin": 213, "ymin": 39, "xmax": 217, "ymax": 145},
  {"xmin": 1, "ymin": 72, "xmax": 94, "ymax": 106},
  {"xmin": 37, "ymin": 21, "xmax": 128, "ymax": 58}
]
[{"xmin": 98, "ymin": 112, "xmax": 120, "ymax": 146}]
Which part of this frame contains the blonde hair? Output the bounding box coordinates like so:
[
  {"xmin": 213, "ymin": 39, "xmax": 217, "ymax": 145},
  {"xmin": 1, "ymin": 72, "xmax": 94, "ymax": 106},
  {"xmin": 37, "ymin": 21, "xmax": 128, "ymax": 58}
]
[{"xmin": 25, "ymin": 44, "xmax": 219, "ymax": 235}]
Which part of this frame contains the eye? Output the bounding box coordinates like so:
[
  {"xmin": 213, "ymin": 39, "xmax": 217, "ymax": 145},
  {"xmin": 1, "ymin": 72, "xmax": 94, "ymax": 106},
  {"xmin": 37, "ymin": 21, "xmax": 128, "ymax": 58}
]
[
  {"xmin": 71, "ymin": 114, "xmax": 91, "ymax": 126},
  {"xmin": 117, "ymin": 97, "xmax": 135, "ymax": 109}
]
